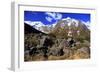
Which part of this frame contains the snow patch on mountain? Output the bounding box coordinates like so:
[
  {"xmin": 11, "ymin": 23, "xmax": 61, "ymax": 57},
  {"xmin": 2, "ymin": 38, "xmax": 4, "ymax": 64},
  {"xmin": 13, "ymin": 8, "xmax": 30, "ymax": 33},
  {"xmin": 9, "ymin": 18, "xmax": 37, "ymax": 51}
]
[
  {"xmin": 82, "ymin": 21, "xmax": 90, "ymax": 29},
  {"xmin": 61, "ymin": 17, "xmax": 79, "ymax": 27},
  {"xmin": 24, "ymin": 21, "xmax": 45, "ymax": 32},
  {"xmin": 24, "ymin": 21, "xmax": 57, "ymax": 33},
  {"xmin": 61, "ymin": 17, "xmax": 90, "ymax": 29}
]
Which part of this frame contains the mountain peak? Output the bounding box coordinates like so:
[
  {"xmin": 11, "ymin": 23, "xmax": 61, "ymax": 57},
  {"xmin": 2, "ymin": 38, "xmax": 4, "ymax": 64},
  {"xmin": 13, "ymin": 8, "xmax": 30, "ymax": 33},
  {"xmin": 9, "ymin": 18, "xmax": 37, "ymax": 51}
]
[{"xmin": 24, "ymin": 17, "xmax": 90, "ymax": 34}]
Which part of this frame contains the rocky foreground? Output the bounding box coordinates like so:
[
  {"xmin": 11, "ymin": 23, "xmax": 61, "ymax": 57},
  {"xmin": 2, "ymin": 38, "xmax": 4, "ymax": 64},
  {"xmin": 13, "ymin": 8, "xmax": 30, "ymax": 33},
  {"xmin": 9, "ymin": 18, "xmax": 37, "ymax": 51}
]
[{"xmin": 24, "ymin": 33, "xmax": 90, "ymax": 61}]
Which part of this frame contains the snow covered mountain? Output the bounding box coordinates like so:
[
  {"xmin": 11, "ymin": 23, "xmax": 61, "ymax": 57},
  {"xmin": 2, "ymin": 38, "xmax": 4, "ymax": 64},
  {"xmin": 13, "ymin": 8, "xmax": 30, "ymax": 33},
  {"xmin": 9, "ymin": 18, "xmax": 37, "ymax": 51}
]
[
  {"xmin": 57, "ymin": 17, "xmax": 90, "ymax": 29},
  {"xmin": 24, "ymin": 21, "xmax": 56, "ymax": 33},
  {"xmin": 52, "ymin": 17, "xmax": 90, "ymax": 38},
  {"xmin": 24, "ymin": 17, "xmax": 90, "ymax": 34}
]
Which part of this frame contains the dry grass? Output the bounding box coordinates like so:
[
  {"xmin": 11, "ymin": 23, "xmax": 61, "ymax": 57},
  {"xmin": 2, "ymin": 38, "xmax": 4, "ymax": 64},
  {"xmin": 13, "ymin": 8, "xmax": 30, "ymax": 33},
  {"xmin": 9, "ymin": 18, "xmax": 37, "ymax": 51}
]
[
  {"xmin": 70, "ymin": 49, "xmax": 90, "ymax": 59},
  {"xmin": 48, "ymin": 55, "xmax": 68, "ymax": 60}
]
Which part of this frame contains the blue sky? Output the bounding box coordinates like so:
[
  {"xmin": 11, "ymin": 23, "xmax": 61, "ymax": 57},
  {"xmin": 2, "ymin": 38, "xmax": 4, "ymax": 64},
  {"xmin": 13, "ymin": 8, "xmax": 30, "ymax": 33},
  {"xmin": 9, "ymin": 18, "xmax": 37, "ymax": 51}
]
[{"xmin": 24, "ymin": 11, "xmax": 90, "ymax": 25}]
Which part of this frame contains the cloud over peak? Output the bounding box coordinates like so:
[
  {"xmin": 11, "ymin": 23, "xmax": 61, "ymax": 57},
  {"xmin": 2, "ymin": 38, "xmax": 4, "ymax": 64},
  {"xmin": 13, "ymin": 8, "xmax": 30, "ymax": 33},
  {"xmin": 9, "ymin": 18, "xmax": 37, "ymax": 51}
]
[{"xmin": 45, "ymin": 12, "xmax": 62, "ymax": 22}]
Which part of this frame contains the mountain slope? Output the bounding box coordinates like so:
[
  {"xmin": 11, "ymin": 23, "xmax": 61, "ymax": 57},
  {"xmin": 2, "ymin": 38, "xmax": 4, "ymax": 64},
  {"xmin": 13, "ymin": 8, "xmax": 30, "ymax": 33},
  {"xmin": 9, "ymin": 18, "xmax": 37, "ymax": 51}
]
[
  {"xmin": 24, "ymin": 17, "xmax": 90, "ymax": 39},
  {"xmin": 50, "ymin": 17, "xmax": 90, "ymax": 41},
  {"xmin": 24, "ymin": 23, "xmax": 47, "ymax": 35}
]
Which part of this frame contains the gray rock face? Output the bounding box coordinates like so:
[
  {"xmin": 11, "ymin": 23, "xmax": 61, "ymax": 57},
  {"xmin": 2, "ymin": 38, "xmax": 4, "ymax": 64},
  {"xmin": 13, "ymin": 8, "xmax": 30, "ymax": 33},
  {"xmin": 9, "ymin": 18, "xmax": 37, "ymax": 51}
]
[{"xmin": 77, "ymin": 47, "xmax": 90, "ymax": 54}]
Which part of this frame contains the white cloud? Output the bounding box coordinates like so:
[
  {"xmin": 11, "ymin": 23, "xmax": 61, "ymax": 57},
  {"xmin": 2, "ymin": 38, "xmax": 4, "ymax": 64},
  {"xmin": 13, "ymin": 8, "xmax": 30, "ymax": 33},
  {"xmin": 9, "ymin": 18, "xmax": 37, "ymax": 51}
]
[
  {"xmin": 45, "ymin": 12, "xmax": 62, "ymax": 20},
  {"xmin": 45, "ymin": 12, "xmax": 56, "ymax": 18},
  {"xmin": 55, "ymin": 13, "xmax": 62, "ymax": 20},
  {"xmin": 45, "ymin": 16, "xmax": 53, "ymax": 22}
]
